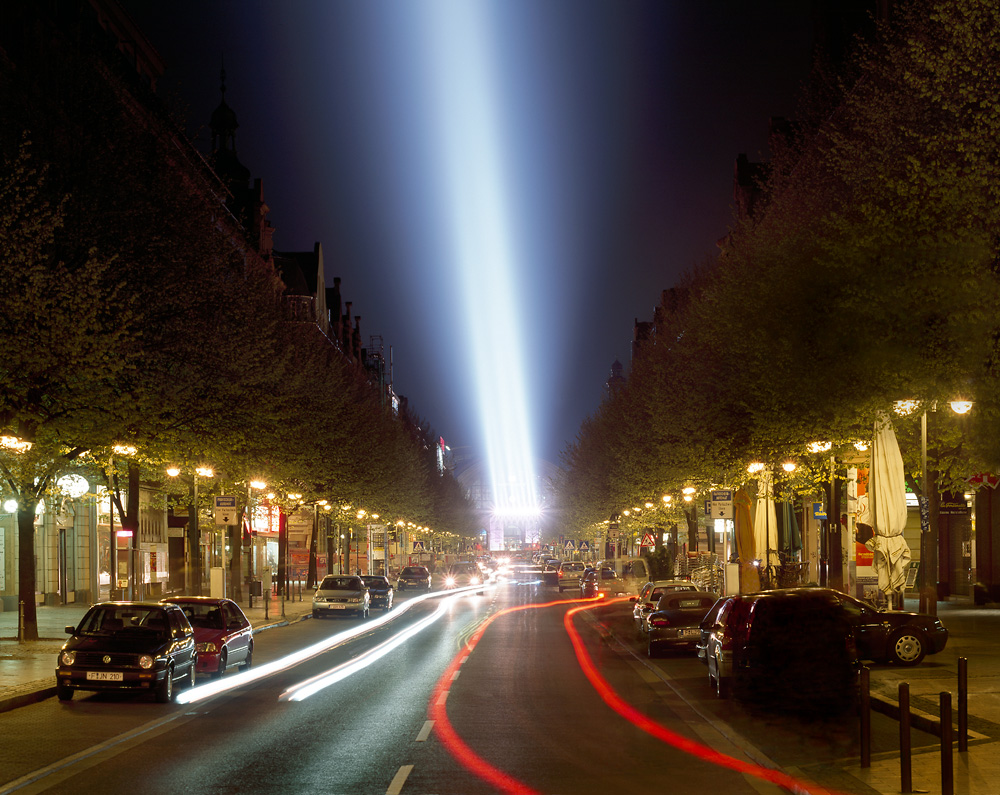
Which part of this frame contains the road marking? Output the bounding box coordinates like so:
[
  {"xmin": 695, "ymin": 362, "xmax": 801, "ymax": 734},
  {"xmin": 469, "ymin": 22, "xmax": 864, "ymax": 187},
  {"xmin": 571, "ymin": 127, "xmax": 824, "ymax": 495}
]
[
  {"xmin": 415, "ymin": 720, "xmax": 435, "ymax": 741},
  {"xmin": 436, "ymin": 690, "xmax": 449, "ymax": 705},
  {"xmin": 460, "ymin": 654, "xmax": 469, "ymax": 664},
  {"xmin": 451, "ymin": 670, "xmax": 461, "ymax": 681},
  {"xmin": 386, "ymin": 765, "xmax": 413, "ymax": 795}
]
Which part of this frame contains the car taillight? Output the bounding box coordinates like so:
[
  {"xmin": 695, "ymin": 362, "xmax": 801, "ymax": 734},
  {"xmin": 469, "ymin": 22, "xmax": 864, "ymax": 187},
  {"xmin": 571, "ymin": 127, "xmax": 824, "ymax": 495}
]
[
  {"xmin": 558, "ymin": 570, "xmax": 564, "ymax": 578},
  {"xmin": 645, "ymin": 602, "xmax": 655, "ymax": 610},
  {"xmin": 650, "ymin": 617, "xmax": 670, "ymax": 627}
]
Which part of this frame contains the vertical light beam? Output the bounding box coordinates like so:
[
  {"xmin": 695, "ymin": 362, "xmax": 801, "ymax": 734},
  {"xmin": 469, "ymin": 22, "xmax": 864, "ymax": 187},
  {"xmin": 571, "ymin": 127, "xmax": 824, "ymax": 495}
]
[{"xmin": 417, "ymin": 1, "xmax": 538, "ymax": 513}]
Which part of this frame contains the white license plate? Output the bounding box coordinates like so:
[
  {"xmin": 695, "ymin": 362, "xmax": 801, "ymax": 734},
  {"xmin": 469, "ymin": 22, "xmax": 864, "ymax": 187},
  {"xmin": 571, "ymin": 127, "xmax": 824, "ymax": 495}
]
[
  {"xmin": 327, "ymin": 604, "xmax": 345, "ymax": 609},
  {"xmin": 86, "ymin": 671, "xmax": 123, "ymax": 681},
  {"xmin": 679, "ymin": 629, "xmax": 700, "ymax": 637}
]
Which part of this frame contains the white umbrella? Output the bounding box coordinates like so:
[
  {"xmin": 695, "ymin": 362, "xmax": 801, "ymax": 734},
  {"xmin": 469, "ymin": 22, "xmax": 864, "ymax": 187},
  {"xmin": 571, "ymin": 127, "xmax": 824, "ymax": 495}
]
[
  {"xmin": 753, "ymin": 467, "xmax": 780, "ymax": 574},
  {"xmin": 860, "ymin": 413, "xmax": 911, "ymax": 601}
]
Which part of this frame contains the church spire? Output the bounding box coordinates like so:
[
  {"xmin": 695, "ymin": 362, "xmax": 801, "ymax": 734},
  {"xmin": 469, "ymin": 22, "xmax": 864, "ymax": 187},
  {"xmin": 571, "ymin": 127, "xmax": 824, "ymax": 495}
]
[{"xmin": 209, "ymin": 55, "xmax": 250, "ymax": 190}]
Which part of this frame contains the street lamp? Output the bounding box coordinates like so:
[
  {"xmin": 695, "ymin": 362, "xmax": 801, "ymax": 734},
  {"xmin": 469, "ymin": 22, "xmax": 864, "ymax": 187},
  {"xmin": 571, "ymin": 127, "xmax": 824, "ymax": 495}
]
[{"xmin": 167, "ymin": 464, "xmax": 214, "ymax": 595}]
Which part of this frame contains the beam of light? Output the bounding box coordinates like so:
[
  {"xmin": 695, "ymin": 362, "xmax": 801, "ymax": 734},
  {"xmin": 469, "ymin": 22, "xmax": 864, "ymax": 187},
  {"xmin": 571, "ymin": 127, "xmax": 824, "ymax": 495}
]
[
  {"xmin": 417, "ymin": 1, "xmax": 538, "ymax": 514},
  {"xmin": 281, "ymin": 591, "xmax": 465, "ymax": 702},
  {"xmin": 562, "ymin": 599, "xmax": 849, "ymax": 795},
  {"xmin": 175, "ymin": 583, "xmax": 494, "ymax": 705}
]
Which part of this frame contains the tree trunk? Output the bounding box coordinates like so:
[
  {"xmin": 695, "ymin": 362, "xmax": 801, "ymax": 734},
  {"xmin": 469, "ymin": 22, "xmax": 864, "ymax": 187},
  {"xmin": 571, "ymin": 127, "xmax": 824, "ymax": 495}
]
[
  {"xmin": 277, "ymin": 509, "xmax": 287, "ymax": 596},
  {"xmin": 307, "ymin": 515, "xmax": 318, "ymax": 589},
  {"xmin": 17, "ymin": 500, "xmax": 39, "ymax": 641},
  {"xmin": 685, "ymin": 507, "xmax": 699, "ymax": 551},
  {"xmin": 230, "ymin": 523, "xmax": 243, "ymax": 602}
]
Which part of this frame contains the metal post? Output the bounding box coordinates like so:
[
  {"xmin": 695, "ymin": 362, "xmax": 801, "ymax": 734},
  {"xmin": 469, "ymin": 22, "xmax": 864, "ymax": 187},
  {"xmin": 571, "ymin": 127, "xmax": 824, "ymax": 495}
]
[
  {"xmin": 958, "ymin": 657, "xmax": 968, "ymax": 752},
  {"xmin": 18, "ymin": 601, "xmax": 24, "ymax": 643},
  {"xmin": 940, "ymin": 691, "xmax": 953, "ymax": 795},
  {"xmin": 264, "ymin": 589, "xmax": 269, "ymax": 620},
  {"xmin": 899, "ymin": 683, "xmax": 912, "ymax": 793},
  {"xmin": 860, "ymin": 666, "xmax": 871, "ymax": 768},
  {"xmin": 919, "ymin": 409, "xmax": 930, "ymax": 615}
]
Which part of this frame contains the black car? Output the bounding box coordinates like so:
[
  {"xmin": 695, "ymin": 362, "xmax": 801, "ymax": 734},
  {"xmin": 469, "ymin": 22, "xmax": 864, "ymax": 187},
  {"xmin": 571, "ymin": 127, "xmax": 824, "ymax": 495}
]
[
  {"xmin": 55, "ymin": 601, "xmax": 197, "ymax": 703},
  {"xmin": 397, "ymin": 565, "xmax": 431, "ymax": 591},
  {"xmin": 360, "ymin": 575, "xmax": 394, "ymax": 611},
  {"xmin": 832, "ymin": 590, "xmax": 948, "ymax": 665},
  {"xmin": 646, "ymin": 592, "xmax": 718, "ymax": 657}
]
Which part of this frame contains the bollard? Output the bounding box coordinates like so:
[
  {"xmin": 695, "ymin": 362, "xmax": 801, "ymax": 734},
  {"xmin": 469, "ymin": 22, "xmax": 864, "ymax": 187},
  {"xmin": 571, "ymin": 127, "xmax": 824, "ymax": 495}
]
[
  {"xmin": 860, "ymin": 667, "xmax": 871, "ymax": 768},
  {"xmin": 18, "ymin": 600, "xmax": 24, "ymax": 643},
  {"xmin": 264, "ymin": 589, "xmax": 269, "ymax": 621},
  {"xmin": 958, "ymin": 657, "xmax": 968, "ymax": 753},
  {"xmin": 900, "ymin": 683, "xmax": 912, "ymax": 793},
  {"xmin": 940, "ymin": 691, "xmax": 953, "ymax": 795}
]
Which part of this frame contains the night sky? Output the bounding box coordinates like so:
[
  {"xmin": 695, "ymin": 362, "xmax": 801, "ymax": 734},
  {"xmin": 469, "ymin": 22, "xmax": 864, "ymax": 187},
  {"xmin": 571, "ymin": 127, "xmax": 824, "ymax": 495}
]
[{"xmin": 121, "ymin": 1, "xmax": 815, "ymax": 469}]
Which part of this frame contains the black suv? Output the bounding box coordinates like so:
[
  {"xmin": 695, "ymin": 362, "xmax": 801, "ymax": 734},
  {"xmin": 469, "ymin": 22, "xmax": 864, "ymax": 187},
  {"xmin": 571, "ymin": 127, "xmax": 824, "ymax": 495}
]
[
  {"xmin": 397, "ymin": 565, "xmax": 431, "ymax": 591},
  {"xmin": 56, "ymin": 601, "xmax": 197, "ymax": 703}
]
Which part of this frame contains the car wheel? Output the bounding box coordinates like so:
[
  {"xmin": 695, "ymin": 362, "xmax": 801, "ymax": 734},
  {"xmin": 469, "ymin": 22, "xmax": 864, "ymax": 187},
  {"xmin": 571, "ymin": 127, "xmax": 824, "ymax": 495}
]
[
  {"xmin": 156, "ymin": 667, "xmax": 174, "ymax": 703},
  {"xmin": 186, "ymin": 662, "xmax": 197, "ymax": 689},
  {"xmin": 56, "ymin": 684, "xmax": 74, "ymax": 702},
  {"xmin": 889, "ymin": 630, "xmax": 926, "ymax": 666},
  {"xmin": 647, "ymin": 641, "xmax": 659, "ymax": 659},
  {"xmin": 215, "ymin": 649, "xmax": 228, "ymax": 678},
  {"xmin": 240, "ymin": 643, "xmax": 253, "ymax": 671}
]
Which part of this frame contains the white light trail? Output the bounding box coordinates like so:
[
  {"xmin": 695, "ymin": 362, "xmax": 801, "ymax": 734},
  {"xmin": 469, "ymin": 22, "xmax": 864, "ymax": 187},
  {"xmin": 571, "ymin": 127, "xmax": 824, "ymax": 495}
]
[{"xmin": 175, "ymin": 583, "xmax": 493, "ymax": 705}]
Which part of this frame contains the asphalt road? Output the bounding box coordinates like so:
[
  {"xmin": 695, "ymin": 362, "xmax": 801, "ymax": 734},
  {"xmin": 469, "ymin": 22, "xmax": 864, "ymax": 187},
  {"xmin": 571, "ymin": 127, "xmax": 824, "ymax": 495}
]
[{"xmin": 0, "ymin": 581, "xmax": 942, "ymax": 795}]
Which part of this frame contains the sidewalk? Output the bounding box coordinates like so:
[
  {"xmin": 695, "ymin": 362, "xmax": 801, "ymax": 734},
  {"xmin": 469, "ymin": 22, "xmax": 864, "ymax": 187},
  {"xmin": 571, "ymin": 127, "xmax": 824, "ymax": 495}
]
[
  {"xmin": 0, "ymin": 591, "xmax": 313, "ymax": 713},
  {"xmin": 1, "ymin": 593, "xmax": 998, "ymax": 794}
]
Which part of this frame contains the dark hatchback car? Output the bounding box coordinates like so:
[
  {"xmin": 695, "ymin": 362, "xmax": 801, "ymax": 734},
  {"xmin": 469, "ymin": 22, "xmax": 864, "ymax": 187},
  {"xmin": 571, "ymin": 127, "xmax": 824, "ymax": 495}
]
[
  {"xmin": 162, "ymin": 596, "xmax": 253, "ymax": 677},
  {"xmin": 361, "ymin": 575, "xmax": 394, "ymax": 611},
  {"xmin": 645, "ymin": 592, "xmax": 718, "ymax": 658},
  {"xmin": 831, "ymin": 590, "xmax": 948, "ymax": 665},
  {"xmin": 698, "ymin": 588, "xmax": 860, "ymax": 711},
  {"xmin": 56, "ymin": 602, "xmax": 197, "ymax": 703},
  {"xmin": 397, "ymin": 565, "xmax": 432, "ymax": 591}
]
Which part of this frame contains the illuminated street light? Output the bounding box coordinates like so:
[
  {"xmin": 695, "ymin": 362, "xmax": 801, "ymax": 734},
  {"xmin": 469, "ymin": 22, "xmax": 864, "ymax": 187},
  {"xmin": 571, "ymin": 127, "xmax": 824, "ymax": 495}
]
[
  {"xmin": 196, "ymin": 466, "xmax": 214, "ymax": 478},
  {"xmin": 250, "ymin": 480, "xmax": 267, "ymax": 491},
  {"xmin": 782, "ymin": 461, "xmax": 797, "ymax": 473},
  {"xmin": 644, "ymin": 502, "xmax": 653, "ymax": 509},
  {"xmin": 166, "ymin": 466, "xmax": 181, "ymax": 477},
  {"xmin": 3, "ymin": 499, "xmax": 17, "ymax": 513},
  {"xmin": 1, "ymin": 436, "xmax": 32, "ymax": 453},
  {"xmin": 807, "ymin": 441, "xmax": 832, "ymax": 454},
  {"xmin": 950, "ymin": 400, "xmax": 973, "ymax": 415},
  {"xmin": 747, "ymin": 462, "xmax": 765, "ymax": 474},
  {"xmin": 112, "ymin": 444, "xmax": 137, "ymax": 456},
  {"xmin": 662, "ymin": 495, "xmax": 671, "ymax": 504}
]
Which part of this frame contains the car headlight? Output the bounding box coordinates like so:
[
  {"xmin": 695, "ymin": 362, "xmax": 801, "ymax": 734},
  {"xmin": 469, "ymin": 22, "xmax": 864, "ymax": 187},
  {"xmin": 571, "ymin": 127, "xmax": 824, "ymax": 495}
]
[
  {"xmin": 60, "ymin": 650, "xmax": 76, "ymax": 666},
  {"xmin": 348, "ymin": 596, "xmax": 361, "ymax": 603},
  {"xmin": 139, "ymin": 655, "xmax": 154, "ymax": 669},
  {"xmin": 196, "ymin": 642, "xmax": 218, "ymax": 653},
  {"xmin": 445, "ymin": 577, "xmax": 456, "ymax": 587},
  {"xmin": 470, "ymin": 576, "xmax": 480, "ymax": 585}
]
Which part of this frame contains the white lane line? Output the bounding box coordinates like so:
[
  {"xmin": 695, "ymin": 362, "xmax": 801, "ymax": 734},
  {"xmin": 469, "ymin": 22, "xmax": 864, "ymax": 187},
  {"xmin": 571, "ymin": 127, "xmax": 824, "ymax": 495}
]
[
  {"xmin": 451, "ymin": 670, "xmax": 461, "ymax": 681},
  {"xmin": 415, "ymin": 720, "xmax": 435, "ymax": 742},
  {"xmin": 436, "ymin": 690, "xmax": 449, "ymax": 706},
  {"xmin": 460, "ymin": 654, "xmax": 469, "ymax": 664},
  {"xmin": 386, "ymin": 764, "xmax": 414, "ymax": 795}
]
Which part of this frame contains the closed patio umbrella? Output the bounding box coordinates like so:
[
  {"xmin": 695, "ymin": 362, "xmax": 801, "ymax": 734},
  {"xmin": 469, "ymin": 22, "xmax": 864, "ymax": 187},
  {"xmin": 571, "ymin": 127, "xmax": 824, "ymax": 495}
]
[
  {"xmin": 734, "ymin": 488, "xmax": 760, "ymax": 593},
  {"xmin": 753, "ymin": 467, "xmax": 780, "ymax": 573}
]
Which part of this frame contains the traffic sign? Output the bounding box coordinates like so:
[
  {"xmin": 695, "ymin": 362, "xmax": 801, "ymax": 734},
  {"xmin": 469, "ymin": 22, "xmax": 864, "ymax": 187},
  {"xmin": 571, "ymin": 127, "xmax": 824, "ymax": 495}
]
[
  {"xmin": 564, "ymin": 539, "xmax": 576, "ymax": 551},
  {"xmin": 578, "ymin": 540, "xmax": 590, "ymax": 552},
  {"xmin": 214, "ymin": 495, "xmax": 237, "ymax": 525},
  {"xmin": 413, "ymin": 540, "xmax": 426, "ymax": 552},
  {"xmin": 640, "ymin": 533, "xmax": 655, "ymax": 547},
  {"xmin": 710, "ymin": 489, "xmax": 734, "ymax": 520}
]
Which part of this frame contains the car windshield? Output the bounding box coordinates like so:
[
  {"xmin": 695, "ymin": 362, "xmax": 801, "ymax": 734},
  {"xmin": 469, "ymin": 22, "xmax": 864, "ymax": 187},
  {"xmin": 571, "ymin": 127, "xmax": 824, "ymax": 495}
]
[
  {"xmin": 78, "ymin": 605, "xmax": 170, "ymax": 636},
  {"xmin": 362, "ymin": 577, "xmax": 388, "ymax": 588},
  {"xmin": 174, "ymin": 602, "xmax": 226, "ymax": 629},
  {"xmin": 401, "ymin": 567, "xmax": 428, "ymax": 576},
  {"xmin": 319, "ymin": 577, "xmax": 363, "ymax": 590},
  {"xmin": 563, "ymin": 563, "xmax": 585, "ymax": 572}
]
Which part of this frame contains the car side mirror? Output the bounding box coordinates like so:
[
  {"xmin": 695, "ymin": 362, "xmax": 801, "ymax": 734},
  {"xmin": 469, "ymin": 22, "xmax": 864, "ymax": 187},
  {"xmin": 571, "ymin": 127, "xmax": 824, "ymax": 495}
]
[
  {"xmin": 65, "ymin": 625, "xmax": 75, "ymax": 634},
  {"xmin": 629, "ymin": 596, "xmax": 637, "ymax": 603}
]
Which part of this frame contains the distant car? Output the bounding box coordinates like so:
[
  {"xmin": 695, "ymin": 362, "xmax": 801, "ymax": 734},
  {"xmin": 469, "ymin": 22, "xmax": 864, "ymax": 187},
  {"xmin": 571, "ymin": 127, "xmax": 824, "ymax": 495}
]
[
  {"xmin": 580, "ymin": 568, "xmax": 627, "ymax": 598},
  {"xmin": 312, "ymin": 575, "xmax": 370, "ymax": 618},
  {"xmin": 542, "ymin": 564, "xmax": 560, "ymax": 587},
  {"xmin": 396, "ymin": 566, "xmax": 432, "ymax": 591},
  {"xmin": 557, "ymin": 561, "xmax": 587, "ymax": 592},
  {"xmin": 360, "ymin": 575, "xmax": 394, "ymax": 611},
  {"xmin": 55, "ymin": 601, "xmax": 197, "ymax": 703},
  {"xmin": 830, "ymin": 591, "xmax": 948, "ymax": 665},
  {"xmin": 645, "ymin": 592, "xmax": 718, "ymax": 657},
  {"xmin": 163, "ymin": 596, "xmax": 253, "ymax": 677},
  {"xmin": 441, "ymin": 562, "xmax": 483, "ymax": 588},
  {"xmin": 698, "ymin": 588, "xmax": 859, "ymax": 709},
  {"xmin": 631, "ymin": 580, "xmax": 698, "ymax": 633},
  {"xmin": 580, "ymin": 569, "xmax": 601, "ymax": 598}
]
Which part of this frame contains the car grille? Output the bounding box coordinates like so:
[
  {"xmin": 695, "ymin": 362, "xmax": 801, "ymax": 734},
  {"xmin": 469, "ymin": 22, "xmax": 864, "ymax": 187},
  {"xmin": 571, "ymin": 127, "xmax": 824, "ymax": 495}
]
[{"xmin": 74, "ymin": 651, "xmax": 140, "ymax": 667}]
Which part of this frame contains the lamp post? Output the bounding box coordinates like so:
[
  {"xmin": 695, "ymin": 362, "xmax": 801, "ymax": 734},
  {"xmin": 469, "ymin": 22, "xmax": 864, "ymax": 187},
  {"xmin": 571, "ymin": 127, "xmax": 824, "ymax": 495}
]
[{"xmin": 167, "ymin": 465, "xmax": 213, "ymax": 595}]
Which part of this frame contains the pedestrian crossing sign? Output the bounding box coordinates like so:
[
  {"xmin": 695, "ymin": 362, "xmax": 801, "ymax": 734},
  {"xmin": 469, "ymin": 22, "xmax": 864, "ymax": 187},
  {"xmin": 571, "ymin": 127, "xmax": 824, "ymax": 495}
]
[
  {"xmin": 640, "ymin": 533, "xmax": 655, "ymax": 547},
  {"xmin": 413, "ymin": 540, "xmax": 426, "ymax": 552},
  {"xmin": 578, "ymin": 541, "xmax": 590, "ymax": 552},
  {"xmin": 564, "ymin": 539, "xmax": 576, "ymax": 550}
]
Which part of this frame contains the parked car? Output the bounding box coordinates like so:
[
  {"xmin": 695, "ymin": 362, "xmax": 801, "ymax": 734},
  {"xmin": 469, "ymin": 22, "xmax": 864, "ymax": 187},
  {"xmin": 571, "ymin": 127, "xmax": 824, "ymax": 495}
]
[
  {"xmin": 396, "ymin": 566, "xmax": 432, "ymax": 591},
  {"xmin": 631, "ymin": 580, "xmax": 698, "ymax": 633},
  {"xmin": 55, "ymin": 601, "xmax": 197, "ymax": 703},
  {"xmin": 312, "ymin": 575, "xmax": 371, "ymax": 618},
  {"xmin": 580, "ymin": 568, "xmax": 628, "ymax": 598},
  {"xmin": 697, "ymin": 588, "xmax": 859, "ymax": 710},
  {"xmin": 442, "ymin": 561, "xmax": 483, "ymax": 588},
  {"xmin": 163, "ymin": 596, "xmax": 253, "ymax": 678},
  {"xmin": 542, "ymin": 564, "xmax": 560, "ymax": 587},
  {"xmin": 557, "ymin": 561, "xmax": 587, "ymax": 592},
  {"xmin": 360, "ymin": 575, "xmax": 394, "ymax": 611},
  {"xmin": 645, "ymin": 592, "xmax": 718, "ymax": 657},
  {"xmin": 831, "ymin": 590, "xmax": 948, "ymax": 665}
]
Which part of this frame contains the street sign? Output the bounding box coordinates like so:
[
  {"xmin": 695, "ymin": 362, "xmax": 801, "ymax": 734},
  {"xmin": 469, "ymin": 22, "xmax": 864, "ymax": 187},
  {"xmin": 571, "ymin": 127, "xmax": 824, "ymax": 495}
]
[
  {"xmin": 578, "ymin": 540, "xmax": 590, "ymax": 552},
  {"xmin": 413, "ymin": 540, "xmax": 426, "ymax": 552},
  {"xmin": 710, "ymin": 489, "xmax": 734, "ymax": 520},
  {"xmin": 813, "ymin": 502, "xmax": 827, "ymax": 519},
  {"xmin": 564, "ymin": 539, "xmax": 576, "ymax": 551},
  {"xmin": 214, "ymin": 495, "xmax": 237, "ymax": 525},
  {"xmin": 640, "ymin": 533, "xmax": 655, "ymax": 547},
  {"xmin": 609, "ymin": 529, "xmax": 620, "ymax": 541}
]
